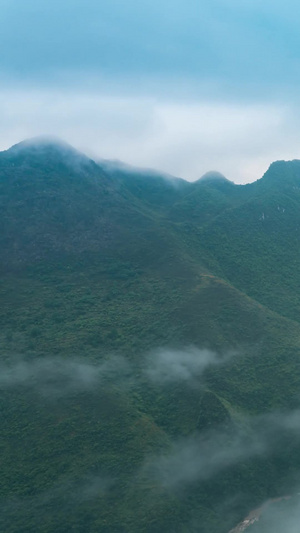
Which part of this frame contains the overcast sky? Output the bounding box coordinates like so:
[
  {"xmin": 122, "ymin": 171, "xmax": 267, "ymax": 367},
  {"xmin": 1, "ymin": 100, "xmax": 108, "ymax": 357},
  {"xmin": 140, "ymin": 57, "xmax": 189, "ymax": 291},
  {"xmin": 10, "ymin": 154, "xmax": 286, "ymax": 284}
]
[{"xmin": 1, "ymin": 0, "xmax": 300, "ymax": 183}]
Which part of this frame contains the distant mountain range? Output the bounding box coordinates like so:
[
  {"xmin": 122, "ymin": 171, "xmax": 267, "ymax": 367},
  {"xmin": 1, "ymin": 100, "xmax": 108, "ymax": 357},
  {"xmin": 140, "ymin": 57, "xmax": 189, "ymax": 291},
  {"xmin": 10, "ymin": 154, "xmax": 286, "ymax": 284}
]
[{"xmin": 2, "ymin": 137, "xmax": 300, "ymax": 532}]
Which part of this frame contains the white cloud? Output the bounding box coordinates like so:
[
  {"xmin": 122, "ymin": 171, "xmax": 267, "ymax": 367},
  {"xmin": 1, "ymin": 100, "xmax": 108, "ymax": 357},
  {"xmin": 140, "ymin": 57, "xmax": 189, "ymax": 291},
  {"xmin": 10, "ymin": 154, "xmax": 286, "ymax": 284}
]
[
  {"xmin": 1, "ymin": 86, "xmax": 300, "ymax": 183},
  {"xmin": 145, "ymin": 429, "xmax": 266, "ymax": 490},
  {"xmin": 144, "ymin": 347, "xmax": 230, "ymax": 384},
  {"xmin": 144, "ymin": 408, "xmax": 300, "ymax": 491},
  {"xmin": 0, "ymin": 355, "xmax": 131, "ymax": 396}
]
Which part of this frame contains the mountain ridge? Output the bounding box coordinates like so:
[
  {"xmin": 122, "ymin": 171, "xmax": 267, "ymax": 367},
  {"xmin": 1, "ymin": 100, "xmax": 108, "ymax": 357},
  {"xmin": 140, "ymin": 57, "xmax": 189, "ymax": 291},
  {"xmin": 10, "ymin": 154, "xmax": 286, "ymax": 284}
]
[
  {"xmin": 2, "ymin": 137, "xmax": 300, "ymax": 532},
  {"xmin": 3, "ymin": 136, "xmax": 300, "ymax": 186}
]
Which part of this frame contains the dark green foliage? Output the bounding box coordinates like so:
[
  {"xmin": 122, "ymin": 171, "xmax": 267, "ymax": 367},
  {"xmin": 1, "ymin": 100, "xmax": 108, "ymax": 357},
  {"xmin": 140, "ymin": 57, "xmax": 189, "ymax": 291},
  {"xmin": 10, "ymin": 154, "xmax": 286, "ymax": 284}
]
[{"xmin": 2, "ymin": 140, "xmax": 300, "ymax": 531}]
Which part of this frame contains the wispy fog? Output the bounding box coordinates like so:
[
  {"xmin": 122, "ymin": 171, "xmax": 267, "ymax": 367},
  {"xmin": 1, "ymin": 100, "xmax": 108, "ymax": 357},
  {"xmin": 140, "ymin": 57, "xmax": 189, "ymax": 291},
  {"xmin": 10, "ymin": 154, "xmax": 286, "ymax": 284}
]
[
  {"xmin": 3, "ymin": 350, "xmax": 300, "ymax": 498},
  {"xmin": 144, "ymin": 408, "xmax": 300, "ymax": 491},
  {"xmin": 2, "ymin": 0, "xmax": 300, "ymax": 182},
  {"xmin": 2, "ymin": 348, "xmax": 300, "ymax": 531},
  {"xmin": 0, "ymin": 347, "xmax": 232, "ymax": 396},
  {"xmin": 144, "ymin": 428, "xmax": 265, "ymax": 490},
  {"xmin": 1, "ymin": 87, "xmax": 299, "ymax": 183},
  {"xmin": 0, "ymin": 355, "xmax": 131, "ymax": 396},
  {"xmin": 145, "ymin": 347, "xmax": 232, "ymax": 384}
]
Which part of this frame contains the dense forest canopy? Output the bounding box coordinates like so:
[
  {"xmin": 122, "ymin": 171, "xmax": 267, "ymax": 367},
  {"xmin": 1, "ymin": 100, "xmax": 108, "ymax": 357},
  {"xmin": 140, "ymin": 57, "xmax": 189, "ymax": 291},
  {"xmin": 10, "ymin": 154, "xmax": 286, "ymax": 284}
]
[{"xmin": 2, "ymin": 139, "xmax": 300, "ymax": 532}]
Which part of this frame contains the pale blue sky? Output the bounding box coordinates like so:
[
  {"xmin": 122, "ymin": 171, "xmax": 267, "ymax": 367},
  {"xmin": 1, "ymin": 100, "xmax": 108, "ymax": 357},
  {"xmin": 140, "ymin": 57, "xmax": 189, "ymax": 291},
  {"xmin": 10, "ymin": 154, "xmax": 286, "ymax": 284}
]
[{"xmin": 1, "ymin": 0, "xmax": 300, "ymax": 182}]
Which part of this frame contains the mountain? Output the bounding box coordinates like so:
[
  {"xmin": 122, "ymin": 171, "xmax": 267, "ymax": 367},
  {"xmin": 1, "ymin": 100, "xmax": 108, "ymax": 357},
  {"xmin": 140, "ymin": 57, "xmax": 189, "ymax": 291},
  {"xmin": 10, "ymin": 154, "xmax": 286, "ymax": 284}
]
[{"xmin": 2, "ymin": 138, "xmax": 300, "ymax": 532}]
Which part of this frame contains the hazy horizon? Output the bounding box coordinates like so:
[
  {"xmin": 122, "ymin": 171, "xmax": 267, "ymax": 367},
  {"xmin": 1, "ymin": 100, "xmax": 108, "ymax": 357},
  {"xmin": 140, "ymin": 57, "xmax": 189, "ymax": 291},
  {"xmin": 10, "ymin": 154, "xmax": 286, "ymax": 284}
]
[
  {"xmin": 2, "ymin": 0, "xmax": 300, "ymax": 183},
  {"xmin": 1, "ymin": 133, "xmax": 287, "ymax": 185}
]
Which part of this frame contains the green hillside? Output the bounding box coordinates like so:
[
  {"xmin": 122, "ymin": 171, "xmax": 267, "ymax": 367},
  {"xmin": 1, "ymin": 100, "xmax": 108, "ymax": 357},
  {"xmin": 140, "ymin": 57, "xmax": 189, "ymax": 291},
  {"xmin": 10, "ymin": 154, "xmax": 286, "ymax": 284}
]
[{"xmin": 2, "ymin": 139, "xmax": 300, "ymax": 532}]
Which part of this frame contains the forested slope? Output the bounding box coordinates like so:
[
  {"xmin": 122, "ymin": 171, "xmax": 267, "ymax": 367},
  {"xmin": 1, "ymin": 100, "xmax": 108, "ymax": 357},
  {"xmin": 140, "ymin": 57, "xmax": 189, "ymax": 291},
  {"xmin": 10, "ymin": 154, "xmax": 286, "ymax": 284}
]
[{"xmin": 1, "ymin": 139, "xmax": 300, "ymax": 532}]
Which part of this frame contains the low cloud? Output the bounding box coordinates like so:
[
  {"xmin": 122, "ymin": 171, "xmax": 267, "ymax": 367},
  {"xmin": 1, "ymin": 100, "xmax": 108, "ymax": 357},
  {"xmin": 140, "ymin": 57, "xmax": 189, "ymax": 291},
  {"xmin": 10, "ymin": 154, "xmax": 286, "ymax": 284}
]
[
  {"xmin": 144, "ymin": 347, "xmax": 232, "ymax": 384},
  {"xmin": 144, "ymin": 409, "xmax": 300, "ymax": 491},
  {"xmin": 0, "ymin": 347, "xmax": 231, "ymax": 396},
  {"xmin": 144, "ymin": 427, "xmax": 266, "ymax": 490},
  {"xmin": 0, "ymin": 355, "xmax": 131, "ymax": 396},
  {"xmin": 3, "ymin": 348, "xmax": 300, "ymax": 530},
  {"xmin": 1, "ymin": 86, "xmax": 300, "ymax": 183}
]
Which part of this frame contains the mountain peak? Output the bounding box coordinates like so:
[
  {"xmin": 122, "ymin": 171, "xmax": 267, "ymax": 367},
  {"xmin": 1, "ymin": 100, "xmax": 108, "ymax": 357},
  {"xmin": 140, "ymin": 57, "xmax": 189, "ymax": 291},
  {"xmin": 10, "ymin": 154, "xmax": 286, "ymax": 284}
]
[
  {"xmin": 7, "ymin": 136, "xmax": 84, "ymax": 158},
  {"xmin": 9, "ymin": 135, "xmax": 69, "ymax": 149},
  {"xmin": 197, "ymin": 171, "xmax": 232, "ymax": 184},
  {"xmin": 258, "ymin": 159, "xmax": 300, "ymax": 188},
  {"xmin": 3, "ymin": 136, "xmax": 96, "ymax": 172}
]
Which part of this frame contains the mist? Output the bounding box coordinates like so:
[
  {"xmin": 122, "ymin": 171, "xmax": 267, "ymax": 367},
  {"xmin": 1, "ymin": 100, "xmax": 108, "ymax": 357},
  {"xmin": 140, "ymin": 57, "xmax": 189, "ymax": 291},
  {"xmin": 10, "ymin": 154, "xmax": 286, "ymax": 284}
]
[
  {"xmin": 0, "ymin": 346, "xmax": 234, "ymax": 397},
  {"xmin": 2, "ymin": 349, "xmax": 300, "ymax": 531},
  {"xmin": 3, "ymin": 351, "xmax": 300, "ymax": 497},
  {"xmin": 143, "ymin": 424, "xmax": 266, "ymax": 490},
  {"xmin": 143, "ymin": 408, "xmax": 300, "ymax": 491},
  {"xmin": 2, "ymin": 87, "xmax": 300, "ymax": 183},
  {"xmin": 3, "ymin": 0, "xmax": 300, "ymax": 184},
  {"xmin": 0, "ymin": 355, "xmax": 132, "ymax": 397},
  {"xmin": 145, "ymin": 347, "xmax": 233, "ymax": 384}
]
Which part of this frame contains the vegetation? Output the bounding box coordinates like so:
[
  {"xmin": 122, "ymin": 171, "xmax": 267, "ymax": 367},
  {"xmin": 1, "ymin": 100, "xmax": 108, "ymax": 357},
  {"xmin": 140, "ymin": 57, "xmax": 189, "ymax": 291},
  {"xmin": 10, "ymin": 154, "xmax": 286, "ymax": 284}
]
[{"xmin": 1, "ymin": 139, "xmax": 300, "ymax": 531}]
